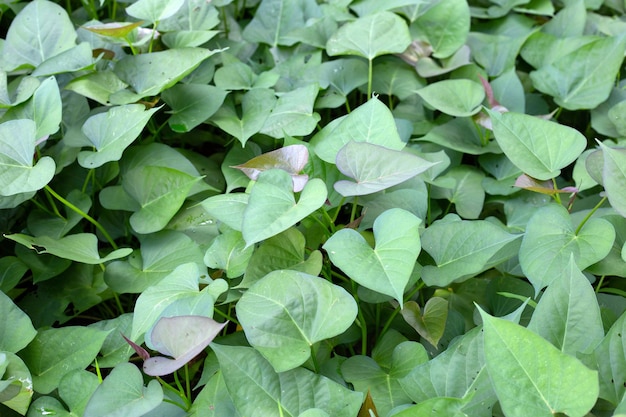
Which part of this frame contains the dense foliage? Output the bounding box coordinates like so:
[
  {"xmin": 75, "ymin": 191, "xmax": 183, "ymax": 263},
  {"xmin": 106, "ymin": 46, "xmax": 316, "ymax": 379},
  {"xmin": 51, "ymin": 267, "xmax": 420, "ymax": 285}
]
[{"xmin": 1, "ymin": 0, "xmax": 625, "ymax": 415}]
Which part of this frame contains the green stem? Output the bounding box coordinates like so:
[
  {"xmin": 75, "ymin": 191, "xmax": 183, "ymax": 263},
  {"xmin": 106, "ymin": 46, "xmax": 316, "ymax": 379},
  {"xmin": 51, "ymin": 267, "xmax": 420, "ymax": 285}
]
[
  {"xmin": 44, "ymin": 187, "xmax": 63, "ymax": 218},
  {"xmin": 184, "ymin": 364, "xmax": 191, "ymax": 406},
  {"xmin": 551, "ymin": 178, "xmax": 562, "ymax": 205},
  {"xmin": 350, "ymin": 197, "xmax": 359, "ymax": 223},
  {"xmin": 332, "ymin": 197, "xmax": 346, "ymax": 223},
  {"xmin": 595, "ymin": 275, "xmax": 606, "ymax": 294},
  {"xmin": 213, "ymin": 307, "xmax": 239, "ymax": 325},
  {"xmin": 113, "ymin": 292, "xmax": 124, "ymax": 315},
  {"xmin": 319, "ymin": 208, "xmax": 336, "ymax": 234},
  {"xmin": 574, "ymin": 196, "xmax": 607, "ymax": 235},
  {"xmin": 310, "ymin": 344, "xmax": 320, "ymax": 373},
  {"xmin": 352, "ymin": 280, "xmax": 367, "ymax": 354},
  {"xmin": 44, "ymin": 185, "xmax": 119, "ymax": 250},
  {"xmin": 345, "ymin": 98, "xmax": 351, "ymax": 113},
  {"xmin": 367, "ymin": 59, "xmax": 373, "ymax": 99}
]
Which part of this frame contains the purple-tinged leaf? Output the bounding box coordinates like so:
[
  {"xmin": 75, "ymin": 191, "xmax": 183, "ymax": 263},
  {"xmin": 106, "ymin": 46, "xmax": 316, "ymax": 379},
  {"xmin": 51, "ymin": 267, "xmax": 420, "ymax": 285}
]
[{"xmin": 121, "ymin": 333, "xmax": 150, "ymax": 361}]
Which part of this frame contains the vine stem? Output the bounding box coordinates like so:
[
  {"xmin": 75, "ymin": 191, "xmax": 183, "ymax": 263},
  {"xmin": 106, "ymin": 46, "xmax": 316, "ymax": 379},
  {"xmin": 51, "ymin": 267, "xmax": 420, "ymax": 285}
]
[
  {"xmin": 44, "ymin": 185, "xmax": 119, "ymax": 250},
  {"xmin": 367, "ymin": 58, "xmax": 373, "ymax": 99},
  {"xmin": 574, "ymin": 196, "xmax": 607, "ymax": 235}
]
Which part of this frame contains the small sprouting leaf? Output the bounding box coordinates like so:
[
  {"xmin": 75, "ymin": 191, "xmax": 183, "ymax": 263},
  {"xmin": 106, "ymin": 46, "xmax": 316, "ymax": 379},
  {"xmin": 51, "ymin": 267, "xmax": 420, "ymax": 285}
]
[
  {"xmin": 326, "ymin": 11, "xmax": 411, "ymax": 60},
  {"xmin": 237, "ymin": 270, "xmax": 357, "ymax": 372},
  {"xmin": 479, "ymin": 308, "xmax": 599, "ymax": 417},
  {"xmin": 83, "ymin": 363, "xmax": 163, "ymax": 417},
  {"xmin": 5, "ymin": 233, "xmax": 132, "ymax": 264},
  {"xmin": 519, "ymin": 204, "xmax": 615, "ymax": 294},
  {"xmin": 242, "ymin": 169, "xmax": 327, "ymax": 247},
  {"xmin": 417, "ymin": 79, "xmax": 485, "ymax": 117},
  {"xmin": 233, "ymin": 145, "xmax": 309, "ymax": 192},
  {"xmin": 334, "ymin": 142, "xmax": 437, "ymax": 197},
  {"xmin": 488, "ymin": 110, "xmax": 587, "ymax": 181},
  {"xmin": 401, "ymin": 298, "xmax": 448, "ymax": 347},
  {"xmin": 323, "ymin": 208, "xmax": 421, "ymax": 307},
  {"xmin": 143, "ymin": 316, "xmax": 227, "ymax": 376}
]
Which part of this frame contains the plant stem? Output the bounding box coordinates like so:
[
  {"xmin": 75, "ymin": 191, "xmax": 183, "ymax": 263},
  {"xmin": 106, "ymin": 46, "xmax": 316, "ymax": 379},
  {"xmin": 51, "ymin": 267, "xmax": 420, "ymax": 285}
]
[
  {"xmin": 184, "ymin": 364, "xmax": 191, "ymax": 406},
  {"xmin": 44, "ymin": 185, "xmax": 119, "ymax": 250},
  {"xmin": 352, "ymin": 280, "xmax": 367, "ymax": 354},
  {"xmin": 367, "ymin": 59, "xmax": 373, "ymax": 99},
  {"xmin": 213, "ymin": 307, "xmax": 239, "ymax": 325},
  {"xmin": 551, "ymin": 178, "xmax": 562, "ymax": 205},
  {"xmin": 595, "ymin": 275, "xmax": 606, "ymax": 294},
  {"xmin": 350, "ymin": 197, "xmax": 359, "ymax": 223},
  {"xmin": 574, "ymin": 196, "xmax": 607, "ymax": 235}
]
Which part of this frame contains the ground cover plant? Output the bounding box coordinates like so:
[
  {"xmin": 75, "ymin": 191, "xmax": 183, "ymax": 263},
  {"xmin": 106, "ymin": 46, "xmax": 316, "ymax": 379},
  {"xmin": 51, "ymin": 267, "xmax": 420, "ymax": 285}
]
[{"xmin": 0, "ymin": 0, "xmax": 625, "ymax": 415}]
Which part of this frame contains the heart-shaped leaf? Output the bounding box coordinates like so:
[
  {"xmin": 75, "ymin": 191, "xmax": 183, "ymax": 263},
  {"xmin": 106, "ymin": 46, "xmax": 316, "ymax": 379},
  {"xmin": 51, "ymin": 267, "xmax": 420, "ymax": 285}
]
[
  {"xmin": 237, "ymin": 270, "xmax": 357, "ymax": 372},
  {"xmin": 0, "ymin": 119, "xmax": 55, "ymax": 196},
  {"xmin": 599, "ymin": 142, "xmax": 626, "ymax": 217},
  {"xmin": 211, "ymin": 344, "xmax": 363, "ymax": 416},
  {"xmin": 83, "ymin": 363, "xmax": 163, "ymax": 417},
  {"xmin": 212, "ymin": 89, "xmax": 277, "ymax": 146},
  {"xmin": 323, "ymin": 208, "xmax": 421, "ymax": 307},
  {"xmin": 326, "ymin": 11, "xmax": 411, "ymax": 60},
  {"xmin": 417, "ymin": 79, "xmax": 485, "ymax": 117},
  {"xmin": 242, "ymin": 169, "xmax": 327, "ymax": 247},
  {"xmin": 77, "ymin": 104, "xmax": 159, "ymax": 169},
  {"xmin": 592, "ymin": 311, "xmax": 626, "ymax": 405},
  {"xmin": 233, "ymin": 144, "xmax": 309, "ymax": 192},
  {"xmin": 334, "ymin": 141, "xmax": 437, "ymax": 197},
  {"xmin": 125, "ymin": 0, "xmax": 185, "ymax": 23},
  {"xmin": 519, "ymin": 204, "xmax": 615, "ymax": 294},
  {"xmin": 200, "ymin": 193, "xmax": 249, "ymax": 231},
  {"xmin": 0, "ymin": 352, "xmax": 33, "ymax": 414},
  {"xmin": 420, "ymin": 215, "xmax": 521, "ymax": 286},
  {"xmin": 401, "ymin": 298, "xmax": 449, "ymax": 347},
  {"xmin": 311, "ymin": 97, "xmax": 406, "ymax": 164},
  {"xmin": 240, "ymin": 227, "xmax": 323, "ymax": 288},
  {"xmin": 260, "ymin": 84, "xmax": 320, "ymax": 139},
  {"xmin": 162, "ymin": 84, "xmax": 227, "ymax": 132},
  {"xmin": 528, "ymin": 255, "xmax": 604, "ymax": 355},
  {"xmin": 5, "ymin": 233, "xmax": 132, "ymax": 264},
  {"xmin": 204, "ymin": 228, "xmax": 253, "ymax": 278},
  {"xmin": 143, "ymin": 316, "xmax": 227, "ymax": 376},
  {"xmin": 479, "ymin": 308, "xmax": 599, "ymax": 417},
  {"xmin": 489, "ymin": 110, "xmax": 587, "ymax": 181}
]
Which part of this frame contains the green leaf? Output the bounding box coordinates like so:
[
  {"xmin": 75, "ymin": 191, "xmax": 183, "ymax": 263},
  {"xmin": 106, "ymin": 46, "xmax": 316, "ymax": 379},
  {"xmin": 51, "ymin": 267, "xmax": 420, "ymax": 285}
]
[
  {"xmin": 333, "ymin": 142, "xmax": 437, "ymax": 197},
  {"xmin": 83, "ymin": 363, "xmax": 163, "ymax": 417},
  {"xmin": 5, "ymin": 233, "xmax": 132, "ymax": 264},
  {"xmin": 204, "ymin": 228, "xmax": 253, "ymax": 278},
  {"xmin": 466, "ymin": 32, "xmax": 532, "ymax": 77},
  {"xmin": 125, "ymin": 0, "xmax": 185, "ymax": 22},
  {"xmin": 431, "ymin": 166, "xmax": 486, "ymax": 219},
  {"xmin": 27, "ymin": 190, "xmax": 91, "ymax": 239},
  {"xmin": 241, "ymin": 227, "xmax": 323, "ymax": 288},
  {"xmin": 1, "ymin": 353, "xmax": 33, "ymax": 414},
  {"xmin": 0, "ymin": 0, "xmax": 77, "ymax": 71},
  {"xmin": 211, "ymin": 344, "xmax": 363, "ymax": 416},
  {"xmin": 488, "ymin": 110, "xmax": 587, "ymax": 181},
  {"xmin": 0, "ymin": 256, "xmax": 28, "ymax": 293},
  {"xmin": 105, "ymin": 230, "xmax": 206, "ymax": 294},
  {"xmin": 519, "ymin": 204, "xmax": 615, "ymax": 294},
  {"xmin": 341, "ymin": 341, "xmax": 428, "ymax": 416},
  {"xmin": 311, "ymin": 97, "xmax": 406, "ymax": 163},
  {"xmin": 20, "ymin": 326, "xmax": 109, "ymax": 394},
  {"xmin": 593, "ymin": 311, "xmax": 626, "ymax": 405},
  {"xmin": 242, "ymin": 169, "xmax": 327, "ymax": 246},
  {"xmin": 77, "ymin": 104, "xmax": 159, "ymax": 169},
  {"xmin": 65, "ymin": 70, "xmax": 129, "ymax": 106},
  {"xmin": 189, "ymin": 371, "xmax": 240, "ymax": 417},
  {"xmin": 112, "ymin": 48, "xmax": 218, "ymax": 101},
  {"xmin": 417, "ymin": 79, "xmax": 484, "ymax": 117},
  {"xmin": 212, "ymin": 89, "xmax": 277, "ymax": 146},
  {"xmin": 326, "ymin": 11, "xmax": 411, "ymax": 60},
  {"xmin": 400, "ymin": 326, "xmax": 496, "ymax": 416},
  {"xmin": 243, "ymin": 0, "xmax": 322, "ymax": 47},
  {"xmin": 479, "ymin": 308, "xmax": 599, "ymax": 417},
  {"xmin": 391, "ymin": 397, "xmax": 468, "ymax": 417},
  {"xmin": 529, "ymin": 34, "xmax": 626, "ymax": 110},
  {"xmin": 200, "ymin": 193, "xmax": 249, "ymax": 231},
  {"xmin": 30, "ymin": 370, "xmax": 100, "ymax": 417},
  {"xmin": 420, "ymin": 216, "xmax": 521, "ymax": 286},
  {"xmin": 124, "ymin": 166, "xmax": 202, "ymax": 234},
  {"xmin": 0, "ymin": 291, "xmax": 36, "ymax": 353},
  {"xmin": 260, "ymin": 84, "xmax": 320, "ymax": 139},
  {"xmin": 412, "ymin": 0, "xmax": 470, "ymax": 58},
  {"xmin": 4, "ymin": 76, "xmax": 62, "ymax": 139},
  {"xmin": 0, "ymin": 119, "xmax": 55, "ymax": 196},
  {"xmin": 417, "ymin": 117, "xmax": 500, "ymax": 155},
  {"xmin": 323, "ymin": 208, "xmax": 421, "ymax": 307},
  {"xmin": 130, "ymin": 262, "xmax": 205, "ymax": 341},
  {"xmin": 528, "ymin": 256, "xmax": 604, "ymax": 355},
  {"xmin": 599, "ymin": 142, "xmax": 626, "ymax": 217},
  {"xmin": 237, "ymin": 270, "xmax": 357, "ymax": 371},
  {"xmin": 162, "ymin": 84, "xmax": 227, "ymax": 132},
  {"xmin": 401, "ymin": 298, "xmax": 449, "ymax": 347}
]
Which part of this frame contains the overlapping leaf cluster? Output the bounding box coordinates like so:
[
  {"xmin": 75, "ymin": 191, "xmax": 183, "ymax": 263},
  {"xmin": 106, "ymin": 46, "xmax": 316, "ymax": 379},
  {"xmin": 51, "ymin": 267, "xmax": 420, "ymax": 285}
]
[{"xmin": 0, "ymin": 0, "xmax": 625, "ymax": 416}]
